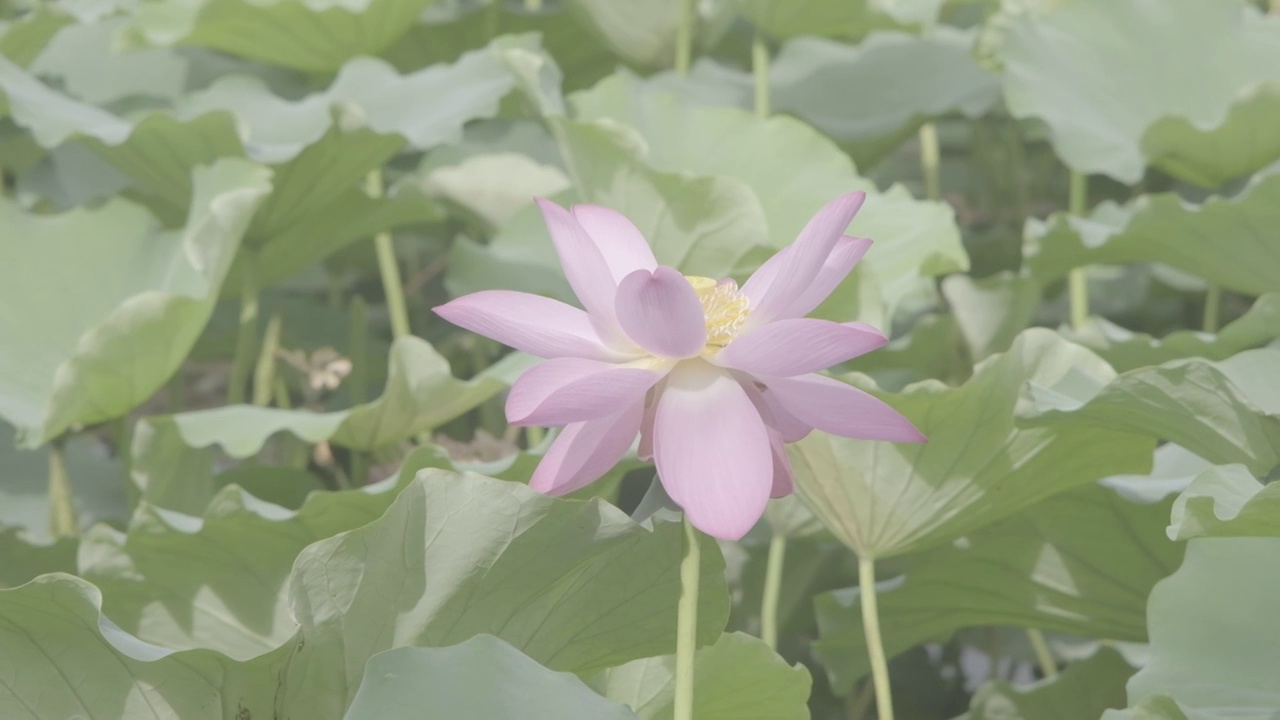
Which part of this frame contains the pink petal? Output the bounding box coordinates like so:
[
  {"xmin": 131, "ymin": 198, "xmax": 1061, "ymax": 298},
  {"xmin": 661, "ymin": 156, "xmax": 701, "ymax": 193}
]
[
  {"xmin": 766, "ymin": 373, "xmax": 925, "ymax": 443},
  {"xmin": 637, "ymin": 389, "xmax": 660, "ymax": 461},
  {"xmin": 768, "ymin": 431, "xmax": 795, "ymax": 498},
  {"xmin": 653, "ymin": 362, "xmax": 773, "ymax": 541},
  {"xmin": 572, "ymin": 204, "xmax": 658, "ymax": 283},
  {"xmin": 434, "ymin": 291, "xmax": 631, "ymax": 360},
  {"xmin": 742, "ymin": 192, "xmax": 866, "ymax": 324},
  {"xmin": 743, "ymin": 381, "xmax": 812, "ymax": 443},
  {"xmin": 714, "ymin": 318, "xmax": 887, "ymax": 377},
  {"xmin": 506, "ymin": 357, "xmax": 664, "ymax": 426},
  {"xmin": 530, "ymin": 401, "xmax": 644, "ymax": 495},
  {"xmin": 615, "ymin": 267, "xmax": 707, "ymax": 359},
  {"xmin": 739, "ymin": 236, "xmax": 871, "ymax": 325},
  {"xmin": 536, "ymin": 198, "xmax": 622, "ymax": 328}
]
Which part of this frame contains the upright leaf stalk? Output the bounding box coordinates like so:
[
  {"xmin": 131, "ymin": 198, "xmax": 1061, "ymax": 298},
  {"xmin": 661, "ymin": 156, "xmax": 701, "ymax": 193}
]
[
  {"xmin": 366, "ymin": 169, "xmax": 412, "ymax": 340},
  {"xmin": 674, "ymin": 514, "xmax": 701, "ymax": 720},
  {"xmin": 859, "ymin": 555, "xmax": 894, "ymax": 720},
  {"xmin": 1068, "ymin": 171, "xmax": 1089, "ymax": 331}
]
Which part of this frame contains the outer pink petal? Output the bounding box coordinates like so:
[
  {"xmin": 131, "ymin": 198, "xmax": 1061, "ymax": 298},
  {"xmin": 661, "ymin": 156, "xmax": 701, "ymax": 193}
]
[
  {"xmin": 572, "ymin": 204, "xmax": 658, "ymax": 283},
  {"xmin": 739, "ymin": 236, "xmax": 871, "ymax": 325},
  {"xmin": 529, "ymin": 401, "xmax": 644, "ymax": 495},
  {"xmin": 434, "ymin": 291, "xmax": 630, "ymax": 360},
  {"xmin": 653, "ymin": 362, "xmax": 773, "ymax": 541},
  {"xmin": 766, "ymin": 374, "xmax": 925, "ymax": 443},
  {"xmin": 714, "ymin": 318, "xmax": 887, "ymax": 377},
  {"xmin": 615, "ymin": 267, "xmax": 707, "ymax": 359},
  {"xmin": 742, "ymin": 380, "xmax": 811, "ymax": 443},
  {"xmin": 536, "ymin": 198, "xmax": 622, "ymax": 328},
  {"xmin": 767, "ymin": 430, "xmax": 795, "ymax": 498},
  {"xmin": 506, "ymin": 357, "xmax": 664, "ymax": 426},
  {"xmin": 741, "ymin": 192, "xmax": 866, "ymax": 324}
]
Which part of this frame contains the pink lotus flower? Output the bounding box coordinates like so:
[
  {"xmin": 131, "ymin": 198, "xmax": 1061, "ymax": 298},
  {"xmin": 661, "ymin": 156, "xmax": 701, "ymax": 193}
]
[{"xmin": 435, "ymin": 192, "xmax": 924, "ymax": 540}]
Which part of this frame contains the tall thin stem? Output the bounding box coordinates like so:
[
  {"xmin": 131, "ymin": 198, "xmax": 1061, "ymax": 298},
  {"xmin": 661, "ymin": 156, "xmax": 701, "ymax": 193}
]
[
  {"xmin": 760, "ymin": 533, "xmax": 787, "ymax": 650},
  {"xmin": 674, "ymin": 0, "xmax": 694, "ymax": 76},
  {"xmin": 1025, "ymin": 628, "xmax": 1058, "ymax": 679},
  {"xmin": 752, "ymin": 32, "xmax": 770, "ymax": 118},
  {"xmin": 859, "ymin": 555, "xmax": 894, "ymax": 720},
  {"xmin": 252, "ymin": 314, "xmax": 282, "ymax": 406},
  {"xmin": 49, "ymin": 439, "xmax": 78, "ymax": 539},
  {"xmin": 366, "ymin": 170, "xmax": 411, "ymax": 340},
  {"xmin": 918, "ymin": 123, "xmax": 941, "ymax": 201},
  {"xmin": 674, "ymin": 514, "xmax": 701, "ymax": 720},
  {"xmin": 1203, "ymin": 285, "xmax": 1222, "ymax": 333},
  {"xmin": 227, "ymin": 253, "xmax": 259, "ymax": 404},
  {"xmin": 1068, "ymin": 171, "xmax": 1089, "ymax": 331}
]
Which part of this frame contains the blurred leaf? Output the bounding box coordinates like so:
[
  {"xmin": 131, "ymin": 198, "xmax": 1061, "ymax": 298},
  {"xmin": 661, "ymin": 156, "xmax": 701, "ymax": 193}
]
[
  {"xmin": 564, "ymin": 0, "xmax": 684, "ymax": 68},
  {"xmin": 124, "ymin": 0, "xmax": 435, "ymax": 72},
  {"xmin": 813, "ymin": 483, "xmax": 1180, "ymax": 691},
  {"xmin": 0, "ymin": 4, "xmax": 73, "ymax": 69},
  {"xmin": 590, "ymin": 632, "xmax": 812, "ymax": 720},
  {"xmin": 739, "ymin": 0, "xmax": 945, "ymax": 39},
  {"xmin": 276, "ymin": 470, "xmax": 731, "ymax": 716},
  {"xmin": 791, "ymin": 329, "xmax": 1153, "ymax": 560},
  {"xmin": 1025, "ymin": 173, "xmax": 1280, "ymax": 297},
  {"xmin": 417, "ymin": 151, "xmax": 570, "ymax": 229},
  {"xmin": 1168, "ymin": 464, "xmax": 1280, "ymax": 541},
  {"xmin": 348, "ymin": 639, "xmax": 638, "ymax": 720},
  {"xmin": 1001, "ymin": 0, "xmax": 1280, "ymax": 184},
  {"xmin": 967, "ymin": 647, "xmax": 1134, "ymax": 720},
  {"xmin": 0, "ymin": 159, "xmax": 270, "ymax": 448},
  {"xmin": 1017, "ymin": 349, "xmax": 1280, "ymax": 476},
  {"xmin": 1105, "ymin": 538, "xmax": 1280, "ymax": 719},
  {"xmin": 942, "ymin": 271, "xmax": 1040, "ymax": 361},
  {"xmin": 0, "ymin": 529, "xmax": 75, "ymax": 589},
  {"xmin": 0, "ymin": 424, "xmax": 129, "ymax": 541},
  {"xmin": 30, "ymin": 16, "xmax": 190, "ymax": 104}
]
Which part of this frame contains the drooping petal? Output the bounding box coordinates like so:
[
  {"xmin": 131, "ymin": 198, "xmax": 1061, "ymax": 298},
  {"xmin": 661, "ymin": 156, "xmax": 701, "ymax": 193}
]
[
  {"xmin": 615, "ymin": 267, "xmax": 707, "ymax": 358},
  {"xmin": 766, "ymin": 373, "xmax": 925, "ymax": 443},
  {"xmin": 434, "ymin": 290, "xmax": 632, "ymax": 360},
  {"xmin": 653, "ymin": 362, "xmax": 773, "ymax": 541},
  {"xmin": 529, "ymin": 401, "xmax": 644, "ymax": 495},
  {"xmin": 768, "ymin": 430, "xmax": 795, "ymax": 498},
  {"xmin": 536, "ymin": 198, "xmax": 622, "ymax": 327},
  {"xmin": 714, "ymin": 319, "xmax": 887, "ymax": 377},
  {"xmin": 506, "ymin": 357, "xmax": 664, "ymax": 426},
  {"xmin": 741, "ymin": 192, "xmax": 866, "ymax": 324},
  {"xmin": 742, "ymin": 380, "xmax": 811, "ymax": 443},
  {"xmin": 738, "ymin": 236, "xmax": 871, "ymax": 324},
  {"xmin": 572, "ymin": 204, "xmax": 658, "ymax": 283}
]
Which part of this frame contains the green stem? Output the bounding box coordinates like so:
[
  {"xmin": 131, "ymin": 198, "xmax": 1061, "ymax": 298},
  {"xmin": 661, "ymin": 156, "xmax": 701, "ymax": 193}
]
[
  {"xmin": 349, "ymin": 295, "xmax": 369, "ymax": 406},
  {"xmin": 918, "ymin": 122, "xmax": 941, "ymax": 201},
  {"xmin": 1026, "ymin": 628, "xmax": 1058, "ymax": 679},
  {"xmin": 113, "ymin": 417, "xmax": 137, "ymax": 508},
  {"xmin": 366, "ymin": 170, "xmax": 411, "ymax": 340},
  {"xmin": 1068, "ymin": 171, "xmax": 1089, "ymax": 331},
  {"xmin": 859, "ymin": 555, "xmax": 894, "ymax": 720},
  {"xmin": 760, "ymin": 533, "xmax": 787, "ymax": 650},
  {"xmin": 674, "ymin": 514, "xmax": 701, "ymax": 720},
  {"xmin": 525, "ymin": 425, "xmax": 546, "ymax": 448},
  {"xmin": 252, "ymin": 314, "xmax": 282, "ymax": 406},
  {"xmin": 49, "ymin": 439, "xmax": 78, "ymax": 539},
  {"xmin": 752, "ymin": 32, "xmax": 770, "ymax": 118},
  {"xmin": 674, "ymin": 0, "xmax": 694, "ymax": 76},
  {"xmin": 1203, "ymin": 285, "xmax": 1221, "ymax": 333},
  {"xmin": 227, "ymin": 253, "xmax": 260, "ymax": 404}
]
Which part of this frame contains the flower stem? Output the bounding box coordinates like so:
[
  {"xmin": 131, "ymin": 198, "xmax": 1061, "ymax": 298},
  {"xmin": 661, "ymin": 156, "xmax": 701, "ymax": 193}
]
[
  {"xmin": 858, "ymin": 555, "xmax": 894, "ymax": 720},
  {"xmin": 1203, "ymin": 285, "xmax": 1221, "ymax": 333},
  {"xmin": 252, "ymin": 314, "xmax": 282, "ymax": 406},
  {"xmin": 752, "ymin": 32, "xmax": 770, "ymax": 118},
  {"xmin": 49, "ymin": 438, "xmax": 78, "ymax": 539},
  {"xmin": 227, "ymin": 252, "xmax": 259, "ymax": 404},
  {"xmin": 1068, "ymin": 171, "xmax": 1089, "ymax": 331},
  {"xmin": 366, "ymin": 170, "xmax": 411, "ymax": 340},
  {"xmin": 1025, "ymin": 628, "xmax": 1058, "ymax": 679},
  {"xmin": 674, "ymin": 513, "xmax": 701, "ymax": 720},
  {"xmin": 760, "ymin": 533, "xmax": 787, "ymax": 650},
  {"xmin": 674, "ymin": 0, "xmax": 694, "ymax": 76},
  {"xmin": 919, "ymin": 122, "xmax": 941, "ymax": 201}
]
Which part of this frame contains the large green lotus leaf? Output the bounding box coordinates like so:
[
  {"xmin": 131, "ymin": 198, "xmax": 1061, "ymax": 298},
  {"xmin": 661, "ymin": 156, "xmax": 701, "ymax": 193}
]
[
  {"xmin": 811, "ymin": 483, "xmax": 1180, "ymax": 692},
  {"xmin": 0, "ymin": 529, "xmax": 75, "ymax": 589},
  {"xmin": 966, "ymin": 647, "xmax": 1134, "ymax": 720},
  {"xmin": 348, "ymin": 639, "xmax": 638, "ymax": 720},
  {"xmin": 0, "ymin": 159, "xmax": 270, "ymax": 448},
  {"xmin": 1066, "ymin": 293, "xmax": 1280, "ymax": 373},
  {"xmin": 1025, "ymin": 172, "xmax": 1280, "ymax": 297},
  {"xmin": 124, "ymin": 0, "xmax": 434, "ymax": 72},
  {"xmin": 76, "ymin": 449, "xmax": 441, "ymax": 660},
  {"xmin": 275, "ymin": 470, "xmax": 730, "ymax": 716},
  {"xmin": 589, "ymin": 632, "xmax": 811, "ymax": 720},
  {"xmin": 1017, "ymin": 349, "xmax": 1280, "ymax": 477},
  {"xmin": 29, "ymin": 16, "xmax": 190, "ymax": 105},
  {"xmin": 739, "ymin": 0, "xmax": 944, "ymax": 39},
  {"xmin": 1001, "ymin": 0, "xmax": 1280, "ymax": 184},
  {"xmin": 1103, "ymin": 538, "xmax": 1280, "ymax": 720},
  {"xmin": 563, "ymin": 0, "xmax": 684, "ymax": 68},
  {"xmin": 790, "ymin": 329, "xmax": 1153, "ymax": 560},
  {"xmin": 0, "ymin": 424, "xmax": 129, "ymax": 541},
  {"xmin": 1168, "ymin": 464, "xmax": 1280, "ymax": 541},
  {"xmin": 0, "ymin": 573, "xmax": 292, "ymax": 719}
]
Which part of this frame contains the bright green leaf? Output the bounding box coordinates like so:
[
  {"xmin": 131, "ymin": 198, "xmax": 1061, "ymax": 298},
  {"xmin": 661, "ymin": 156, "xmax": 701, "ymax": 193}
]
[
  {"xmin": 967, "ymin": 646, "xmax": 1134, "ymax": 720},
  {"xmin": 1168, "ymin": 464, "xmax": 1280, "ymax": 541}
]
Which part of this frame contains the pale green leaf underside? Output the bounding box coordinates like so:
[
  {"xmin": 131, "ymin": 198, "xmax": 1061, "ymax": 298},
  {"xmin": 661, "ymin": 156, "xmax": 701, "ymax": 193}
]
[{"xmin": 1168, "ymin": 464, "xmax": 1280, "ymax": 541}]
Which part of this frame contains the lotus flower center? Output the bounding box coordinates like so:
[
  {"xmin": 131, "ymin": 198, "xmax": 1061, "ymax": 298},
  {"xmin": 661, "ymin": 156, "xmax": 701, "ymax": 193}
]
[{"xmin": 685, "ymin": 275, "xmax": 750, "ymax": 350}]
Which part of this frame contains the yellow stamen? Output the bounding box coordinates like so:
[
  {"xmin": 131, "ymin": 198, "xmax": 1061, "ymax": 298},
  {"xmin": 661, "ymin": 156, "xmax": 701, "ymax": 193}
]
[{"xmin": 686, "ymin": 275, "xmax": 750, "ymax": 352}]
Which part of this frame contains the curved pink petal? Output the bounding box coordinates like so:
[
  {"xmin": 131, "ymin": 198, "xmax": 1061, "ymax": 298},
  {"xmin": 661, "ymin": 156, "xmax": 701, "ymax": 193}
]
[
  {"xmin": 536, "ymin": 198, "xmax": 621, "ymax": 328},
  {"xmin": 653, "ymin": 362, "xmax": 773, "ymax": 541},
  {"xmin": 530, "ymin": 401, "xmax": 644, "ymax": 495},
  {"xmin": 766, "ymin": 374, "xmax": 925, "ymax": 443},
  {"xmin": 742, "ymin": 381, "xmax": 811, "ymax": 443},
  {"xmin": 615, "ymin": 267, "xmax": 707, "ymax": 359},
  {"xmin": 434, "ymin": 291, "xmax": 631, "ymax": 360},
  {"xmin": 714, "ymin": 318, "xmax": 887, "ymax": 377},
  {"xmin": 767, "ymin": 431, "xmax": 795, "ymax": 498},
  {"xmin": 739, "ymin": 236, "xmax": 872, "ymax": 325},
  {"xmin": 637, "ymin": 388, "xmax": 660, "ymax": 462},
  {"xmin": 506, "ymin": 357, "xmax": 664, "ymax": 426},
  {"xmin": 572, "ymin": 204, "xmax": 658, "ymax": 283},
  {"xmin": 742, "ymin": 192, "xmax": 866, "ymax": 324}
]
